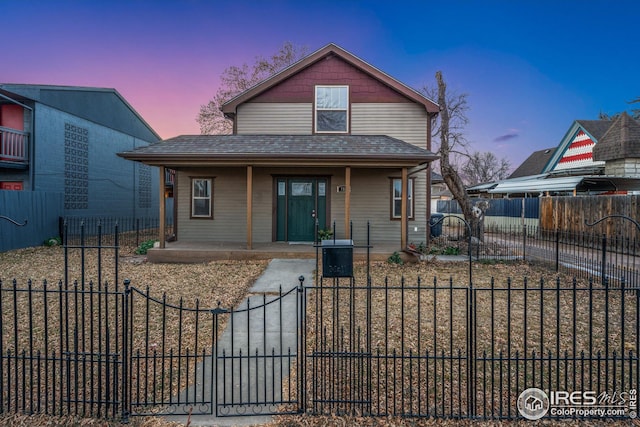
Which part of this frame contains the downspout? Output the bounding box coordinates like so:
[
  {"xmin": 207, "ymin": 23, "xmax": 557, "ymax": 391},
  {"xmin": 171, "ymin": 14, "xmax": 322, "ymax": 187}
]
[{"xmin": 0, "ymin": 93, "xmax": 35, "ymax": 190}]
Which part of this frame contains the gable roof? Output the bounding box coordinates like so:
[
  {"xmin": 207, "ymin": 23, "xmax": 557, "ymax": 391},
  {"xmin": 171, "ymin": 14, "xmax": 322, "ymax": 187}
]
[
  {"xmin": 542, "ymin": 119, "xmax": 611, "ymax": 173},
  {"xmin": 118, "ymin": 134, "xmax": 438, "ymax": 168},
  {"xmin": 221, "ymin": 43, "xmax": 439, "ymax": 117},
  {"xmin": 0, "ymin": 84, "xmax": 160, "ymax": 142},
  {"xmin": 592, "ymin": 112, "xmax": 640, "ymax": 161},
  {"xmin": 575, "ymin": 119, "xmax": 613, "ymax": 141},
  {"xmin": 509, "ymin": 147, "xmax": 556, "ymax": 178}
]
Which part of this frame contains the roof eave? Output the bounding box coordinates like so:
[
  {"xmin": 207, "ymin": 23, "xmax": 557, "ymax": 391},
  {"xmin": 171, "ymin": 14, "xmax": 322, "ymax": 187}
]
[{"xmin": 118, "ymin": 152, "xmax": 438, "ymax": 168}]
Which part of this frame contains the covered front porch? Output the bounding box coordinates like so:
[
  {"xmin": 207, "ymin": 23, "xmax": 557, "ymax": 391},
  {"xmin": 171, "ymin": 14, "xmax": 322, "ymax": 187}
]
[
  {"xmin": 146, "ymin": 240, "xmax": 403, "ymax": 263},
  {"xmin": 118, "ymin": 134, "xmax": 438, "ymax": 260}
]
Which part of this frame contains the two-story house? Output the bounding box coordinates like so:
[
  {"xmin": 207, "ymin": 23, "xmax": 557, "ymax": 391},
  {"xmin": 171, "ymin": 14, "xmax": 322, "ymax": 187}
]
[
  {"xmin": 118, "ymin": 44, "xmax": 439, "ymax": 260},
  {"xmin": 0, "ymin": 84, "xmax": 166, "ymax": 250}
]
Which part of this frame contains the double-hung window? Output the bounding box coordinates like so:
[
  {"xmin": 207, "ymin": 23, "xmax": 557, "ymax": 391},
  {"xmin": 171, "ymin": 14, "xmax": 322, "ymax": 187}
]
[
  {"xmin": 191, "ymin": 178, "xmax": 213, "ymax": 218},
  {"xmin": 391, "ymin": 178, "xmax": 414, "ymax": 219},
  {"xmin": 315, "ymin": 86, "xmax": 349, "ymax": 133}
]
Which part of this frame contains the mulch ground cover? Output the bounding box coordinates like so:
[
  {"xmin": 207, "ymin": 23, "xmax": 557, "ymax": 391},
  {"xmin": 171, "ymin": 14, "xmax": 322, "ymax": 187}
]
[{"xmin": 0, "ymin": 246, "xmax": 636, "ymax": 425}]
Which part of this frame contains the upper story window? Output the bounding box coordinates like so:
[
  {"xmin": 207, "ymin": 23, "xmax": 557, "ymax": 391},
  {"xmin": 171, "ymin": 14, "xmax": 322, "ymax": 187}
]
[{"xmin": 315, "ymin": 86, "xmax": 349, "ymax": 133}]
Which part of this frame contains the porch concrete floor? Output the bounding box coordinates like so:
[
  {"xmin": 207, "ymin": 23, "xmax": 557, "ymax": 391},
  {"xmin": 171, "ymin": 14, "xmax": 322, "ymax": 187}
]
[{"xmin": 147, "ymin": 240, "xmax": 402, "ymax": 263}]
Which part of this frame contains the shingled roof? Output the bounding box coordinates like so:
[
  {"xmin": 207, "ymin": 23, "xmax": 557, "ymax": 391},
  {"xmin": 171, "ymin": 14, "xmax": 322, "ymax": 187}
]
[
  {"xmin": 118, "ymin": 134, "xmax": 438, "ymax": 167},
  {"xmin": 509, "ymin": 147, "xmax": 556, "ymax": 178},
  {"xmin": 575, "ymin": 119, "xmax": 613, "ymax": 141},
  {"xmin": 592, "ymin": 112, "xmax": 640, "ymax": 161}
]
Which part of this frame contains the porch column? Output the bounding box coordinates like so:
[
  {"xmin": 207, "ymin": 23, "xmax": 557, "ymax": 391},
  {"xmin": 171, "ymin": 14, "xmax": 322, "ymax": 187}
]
[
  {"xmin": 159, "ymin": 166, "xmax": 166, "ymax": 249},
  {"xmin": 401, "ymin": 167, "xmax": 408, "ymax": 249},
  {"xmin": 247, "ymin": 165, "xmax": 253, "ymax": 250},
  {"xmin": 345, "ymin": 166, "xmax": 351, "ymax": 238}
]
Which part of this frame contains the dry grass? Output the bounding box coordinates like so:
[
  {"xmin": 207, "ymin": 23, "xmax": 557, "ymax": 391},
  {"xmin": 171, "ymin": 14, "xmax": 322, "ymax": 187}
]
[
  {"xmin": 0, "ymin": 246, "xmax": 636, "ymax": 425},
  {"xmin": 0, "ymin": 245, "xmax": 268, "ymax": 426},
  {"xmin": 271, "ymin": 414, "xmax": 638, "ymax": 426},
  {"xmin": 300, "ymin": 259, "xmax": 639, "ymax": 419}
]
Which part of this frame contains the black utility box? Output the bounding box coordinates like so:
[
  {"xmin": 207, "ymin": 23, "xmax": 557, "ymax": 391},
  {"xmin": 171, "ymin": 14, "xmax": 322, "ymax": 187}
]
[{"xmin": 321, "ymin": 239, "xmax": 354, "ymax": 278}]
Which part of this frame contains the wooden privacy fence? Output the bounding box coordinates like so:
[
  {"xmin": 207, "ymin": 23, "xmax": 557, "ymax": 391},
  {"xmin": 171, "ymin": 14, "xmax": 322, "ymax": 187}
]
[{"xmin": 541, "ymin": 195, "xmax": 640, "ymax": 237}]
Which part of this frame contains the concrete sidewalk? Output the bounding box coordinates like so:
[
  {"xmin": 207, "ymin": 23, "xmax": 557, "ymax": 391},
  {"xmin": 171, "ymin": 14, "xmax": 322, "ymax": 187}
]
[{"xmin": 165, "ymin": 259, "xmax": 315, "ymax": 427}]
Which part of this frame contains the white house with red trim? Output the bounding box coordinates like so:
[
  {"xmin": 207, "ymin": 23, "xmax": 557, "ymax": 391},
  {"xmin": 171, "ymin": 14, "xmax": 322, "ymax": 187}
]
[
  {"xmin": 542, "ymin": 120, "xmax": 610, "ymax": 174},
  {"xmin": 469, "ymin": 116, "xmax": 640, "ymax": 197}
]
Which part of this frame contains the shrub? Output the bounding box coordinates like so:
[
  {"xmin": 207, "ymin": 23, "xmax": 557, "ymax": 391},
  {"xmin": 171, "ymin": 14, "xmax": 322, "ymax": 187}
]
[
  {"xmin": 135, "ymin": 239, "xmax": 158, "ymax": 255},
  {"xmin": 429, "ymin": 246, "xmax": 460, "ymax": 256},
  {"xmin": 44, "ymin": 237, "xmax": 62, "ymax": 246},
  {"xmin": 442, "ymin": 246, "xmax": 460, "ymax": 255},
  {"xmin": 318, "ymin": 228, "xmax": 333, "ymax": 240},
  {"xmin": 387, "ymin": 251, "xmax": 404, "ymax": 265}
]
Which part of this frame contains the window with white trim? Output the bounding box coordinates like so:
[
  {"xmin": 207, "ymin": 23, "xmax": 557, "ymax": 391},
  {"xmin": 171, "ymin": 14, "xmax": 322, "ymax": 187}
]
[
  {"xmin": 391, "ymin": 178, "xmax": 414, "ymax": 219},
  {"xmin": 191, "ymin": 178, "xmax": 213, "ymax": 218},
  {"xmin": 315, "ymin": 85, "xmax": 349, "ymax": 133}
]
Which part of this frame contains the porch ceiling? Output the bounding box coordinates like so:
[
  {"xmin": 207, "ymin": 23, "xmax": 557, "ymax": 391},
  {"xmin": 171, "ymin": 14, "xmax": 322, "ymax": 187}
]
[{"xmin": 117, "ymin": 134, "xmax": 438, "ymax": 168}]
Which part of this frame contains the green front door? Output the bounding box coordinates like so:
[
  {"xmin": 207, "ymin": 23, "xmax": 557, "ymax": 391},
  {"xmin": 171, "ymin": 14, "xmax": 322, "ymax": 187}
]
[{"xmin": 276, "ymin": 178, "xmax": 327, "ymax": 242}]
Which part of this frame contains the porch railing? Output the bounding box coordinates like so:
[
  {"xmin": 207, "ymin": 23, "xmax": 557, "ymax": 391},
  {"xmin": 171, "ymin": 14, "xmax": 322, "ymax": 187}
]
[
  {"xmin": 165, "ymin": 168, "xmax": 175, "ymax": 186},
  {"xmin": 0, "ymin": 126, "xmax": 29, "ymax": 163}
]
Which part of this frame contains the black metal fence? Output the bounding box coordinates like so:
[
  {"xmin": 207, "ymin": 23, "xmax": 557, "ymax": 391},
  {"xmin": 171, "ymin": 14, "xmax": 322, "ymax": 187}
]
[
  {"xmin": 2, "ymin": 222, "xmax": 640, "ymax": 422},
  {"xmin": 436, "ymin": 223, "xmax": 640, "ymax": 289},
  {"xmin": 2, "ymin": 275, "xmax": 637, "ymax": 421},
  {"xmin": 305, "ymin": 275, "xmax": 639, "ymax": 419},
  {"xmin": 61, "ymin": 217, "xmax": 174, "ymax": 249}
]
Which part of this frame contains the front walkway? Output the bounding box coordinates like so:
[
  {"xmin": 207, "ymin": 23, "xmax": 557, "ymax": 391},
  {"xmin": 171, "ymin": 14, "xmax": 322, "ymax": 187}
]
[{"xmin": 164, "ymin": 259, "xmax": 315, "ymax": 426}]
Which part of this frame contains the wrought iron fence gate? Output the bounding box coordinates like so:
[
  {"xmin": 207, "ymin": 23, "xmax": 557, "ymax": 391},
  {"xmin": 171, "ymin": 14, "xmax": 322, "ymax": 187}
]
[
  {"xmin": 127, "ymin": 283, "xmax": 302, "ymax": 418},
  {"xmin": 1, "ymin": 221, "xmax": 639, "ymax": 422}
]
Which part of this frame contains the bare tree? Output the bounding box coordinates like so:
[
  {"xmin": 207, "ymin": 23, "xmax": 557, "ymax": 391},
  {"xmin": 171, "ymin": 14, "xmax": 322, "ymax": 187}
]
[
  {"xmin": 599, "ymin": 96, "xmax": 640, "ymax": 121},
  {"xmin": 425, "ymin": 71, "xmax": 486, "ymax": 237},
  {"xmin": 461, "ymin": 151, "xmax": 511, "ymax": 185},
  {"xmin": 197, "ymin": 42, "xmax": 308, "ymax": 134}
]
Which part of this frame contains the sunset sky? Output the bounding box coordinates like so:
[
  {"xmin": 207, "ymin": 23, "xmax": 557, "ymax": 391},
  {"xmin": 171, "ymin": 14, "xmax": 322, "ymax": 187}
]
[{"xmin": 2, "ymin": 0, "xmax": 638, "ymax": 168}]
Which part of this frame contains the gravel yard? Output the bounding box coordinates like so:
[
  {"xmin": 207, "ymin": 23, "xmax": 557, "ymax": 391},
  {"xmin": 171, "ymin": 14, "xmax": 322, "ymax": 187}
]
[
  {"xmin": 0, "ymin": 246, "xmax": 635, "ymax": 426},
  {"xmin": 0, "ymin": 245, "xmax": 268, "ymax": 310}
]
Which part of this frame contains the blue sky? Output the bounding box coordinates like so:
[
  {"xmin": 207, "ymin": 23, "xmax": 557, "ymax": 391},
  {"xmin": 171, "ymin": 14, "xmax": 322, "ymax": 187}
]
[{"xmin": 2, "ymin": 0, "xmax": 638, "ymax": 168}]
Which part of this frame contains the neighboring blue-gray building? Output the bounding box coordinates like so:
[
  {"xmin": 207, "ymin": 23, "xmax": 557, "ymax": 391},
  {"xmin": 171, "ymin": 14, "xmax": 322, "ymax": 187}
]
[{"xmin": 0, "ymin": 84, "xmax": 168, "ymax": 250}]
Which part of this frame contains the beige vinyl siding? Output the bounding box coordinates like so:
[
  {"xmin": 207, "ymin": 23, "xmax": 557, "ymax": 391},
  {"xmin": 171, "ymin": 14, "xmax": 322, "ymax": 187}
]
[
  {"xmin": 236, "ymin": 103, "xmax": 312, "ymax": 134},
  {"xmin": 348, "ymin": 169, "xmax": 396, "ymax": 242},
  {"xmin": 351, "ymin": 103, "xmax": 430, "ymax": 243},
  {"xmin": 250, "ymin": 168, "xmax": 275, "ymax": 242},
  {"xmin": 347, "ymin": 169, "xmax": 428, "ymax": 244},
  {"xmin": 175, "ymin": 166, "xmax": 427, "ymax": 245},
  {"xmin": 408, "ymin": 171, "xmax": 428, "ymax": 242},
  {"xmin": 175, "ymin": 102, "xmax": 431, "ymax": 246},
  {"xmin": 351, "ymin": 103, "xmax": 428, "ymax": 147},
  {"xmin": 177, "ymin": 168, "xmax": 246, "ymax": 242}
]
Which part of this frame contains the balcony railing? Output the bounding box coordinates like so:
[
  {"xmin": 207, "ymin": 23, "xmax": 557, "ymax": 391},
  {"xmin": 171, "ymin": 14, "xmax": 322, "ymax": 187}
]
[
  {"xmin": 0, "ymin": 126, "xmax": 29, "ymax": 163},
  {"xmin": 165, "ymin": 168, "xmax": 175, "ymax": 186}
]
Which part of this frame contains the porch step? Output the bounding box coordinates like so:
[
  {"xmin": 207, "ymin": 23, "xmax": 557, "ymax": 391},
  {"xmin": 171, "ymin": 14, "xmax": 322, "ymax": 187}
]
[{"xmin": 146, "ymin": 245, "xmax": 393, "ymax": 263}]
